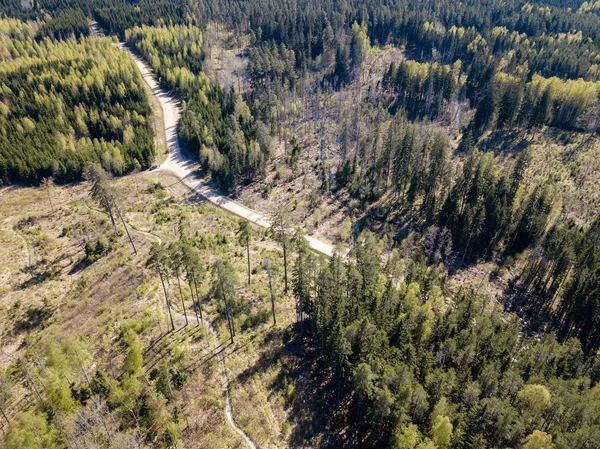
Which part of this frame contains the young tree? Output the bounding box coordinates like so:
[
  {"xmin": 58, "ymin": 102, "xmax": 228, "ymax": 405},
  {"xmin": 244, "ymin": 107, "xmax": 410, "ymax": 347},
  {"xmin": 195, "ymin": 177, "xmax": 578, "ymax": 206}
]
[{"xmin": 340, "ymin": 217, "xmax": 353, "ymax": 243}]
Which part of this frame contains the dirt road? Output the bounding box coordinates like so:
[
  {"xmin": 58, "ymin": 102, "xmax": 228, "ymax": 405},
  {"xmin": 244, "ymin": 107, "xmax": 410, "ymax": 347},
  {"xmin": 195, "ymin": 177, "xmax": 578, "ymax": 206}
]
[{"xmin": 122, "ymin": 45, "xmax": 336, "ymax": 257}]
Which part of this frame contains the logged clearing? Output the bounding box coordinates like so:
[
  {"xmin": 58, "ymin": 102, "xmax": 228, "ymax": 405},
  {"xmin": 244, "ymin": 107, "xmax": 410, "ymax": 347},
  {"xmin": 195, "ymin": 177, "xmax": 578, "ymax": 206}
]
[{"xmin": 0, "ymin": 171, "xmax": 337, "ymax": 447}]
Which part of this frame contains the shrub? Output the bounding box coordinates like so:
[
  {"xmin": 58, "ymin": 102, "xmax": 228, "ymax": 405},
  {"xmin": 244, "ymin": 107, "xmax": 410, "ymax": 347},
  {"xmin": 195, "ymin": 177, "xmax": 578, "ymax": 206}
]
[{"xmin": 84, "ymin": 237, "xmax": 112, "ymax": 262}]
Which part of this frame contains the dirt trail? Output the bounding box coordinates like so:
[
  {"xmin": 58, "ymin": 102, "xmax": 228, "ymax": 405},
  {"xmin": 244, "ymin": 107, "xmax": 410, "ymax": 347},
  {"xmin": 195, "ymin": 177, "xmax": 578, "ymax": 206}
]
[
  {"xmin": 171, "ymin": 311, "xmax": 257, "ymax": 449},
  {"xmin": 85, "ymin": 188, "xmax": 256, "ymax": 448},
  {"xmin": 13, "ymin": 228, "xmax": 34, "ymax": 268}
]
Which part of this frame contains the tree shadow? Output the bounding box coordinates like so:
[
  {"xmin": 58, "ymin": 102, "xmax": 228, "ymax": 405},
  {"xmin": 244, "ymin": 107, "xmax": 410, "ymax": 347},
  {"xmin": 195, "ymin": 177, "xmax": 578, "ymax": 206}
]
[
  {"xmin": 233, "ymin": 325, "xmax": 351, "ymax": 448},
  {"xmin": 68, "ymin": 257, "xmax": 90, "ymax": 275},
  {"xmin": 13, "ymin": 306, "xmax": 52, "ymax": 333}
]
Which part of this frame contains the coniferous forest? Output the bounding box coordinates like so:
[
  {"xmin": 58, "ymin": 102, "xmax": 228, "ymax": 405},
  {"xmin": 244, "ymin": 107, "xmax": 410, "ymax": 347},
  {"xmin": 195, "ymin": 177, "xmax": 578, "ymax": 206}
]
[
  {"xmin": 1, "ymin": 0, "xmax": 600, "ymax": 448},
  {"xmin": 0, "ymin": 18, "xmax": 154, "ymax": 183}
]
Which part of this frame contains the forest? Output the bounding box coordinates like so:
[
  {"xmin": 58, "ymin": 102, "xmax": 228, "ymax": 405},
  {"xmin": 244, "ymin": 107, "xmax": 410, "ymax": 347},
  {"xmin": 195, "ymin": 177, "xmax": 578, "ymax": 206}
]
[
  {"xmin": 0, "ymin": 18, "xmax": 154, "ymax": 183},
  {"xmin": 299, "ymin": 232, "xmax": 600, "ymax": 448},
  {"xmin": 126, "ymin": 24, "xmax": 272, "ymax": 188},
  {"xmin": 1, "ymin": 0, "xmax": 600, "ymax": 448}
]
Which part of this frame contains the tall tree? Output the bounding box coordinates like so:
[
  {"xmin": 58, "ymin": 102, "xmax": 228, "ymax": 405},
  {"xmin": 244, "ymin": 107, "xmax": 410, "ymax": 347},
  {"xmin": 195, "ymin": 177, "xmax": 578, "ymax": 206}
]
[
  {"xmin": 211, "ymin": 260, "xmax": 238, "ymax": 343},
  {"xmin": 168, "ymin": 242, "xmax": 189, "ymax": 327},
  {"xmin": 271, "ymin": 209, "xmax": 291, "ymax": 293},
  {"xmin": 264, "ymin": 258, "xmax": 277, "ymax": 325},
  {"xmin": 181, "ymin": 243, "xmax": 203, "ymax": 326},
  {"xmin": 147, "ymin": 242, "xmax": 175, "ymax": 332},
  {"xmin": 237, "ymin": 220, "xmax": 252, "ymax": 285},
  {"xmin": 84, "ymin": 163, "xmax": 137, "ymax": 255},
  {"xmin": 292, "ymin": 227, "xmax": 310, "ymax": 334}
]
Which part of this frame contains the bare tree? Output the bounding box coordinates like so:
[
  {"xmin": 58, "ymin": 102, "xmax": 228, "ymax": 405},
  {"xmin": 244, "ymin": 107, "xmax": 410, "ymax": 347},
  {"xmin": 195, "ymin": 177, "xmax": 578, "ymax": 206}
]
[
  {"xmin": 41, "ymin": 177, "xmax": 55, "ymax": 213},
  {"xmin": 264, "ymin": 258, "xmax": 277, "ymax": 325}
]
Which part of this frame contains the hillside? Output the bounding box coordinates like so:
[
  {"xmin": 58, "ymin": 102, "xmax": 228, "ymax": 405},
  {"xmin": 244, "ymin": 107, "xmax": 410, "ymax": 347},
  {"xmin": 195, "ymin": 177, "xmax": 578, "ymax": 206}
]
[
  {"xmin": 0, "ymin": 170, "xmax": 310, "ymax": 447},
  {"xmin": 1, "ymin": 1, "xmax": 600, "ymax": 448}
]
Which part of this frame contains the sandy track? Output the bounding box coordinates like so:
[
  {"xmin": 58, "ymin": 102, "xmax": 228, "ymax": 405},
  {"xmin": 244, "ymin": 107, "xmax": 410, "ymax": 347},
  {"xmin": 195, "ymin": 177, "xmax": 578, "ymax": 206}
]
[
  {"xmin": 171, "ymin": 310, "xmax": 257, "ymax": 449},
  {"xmin": 121, "ymin": 44, "xmax": 335, "ymax": 258}
]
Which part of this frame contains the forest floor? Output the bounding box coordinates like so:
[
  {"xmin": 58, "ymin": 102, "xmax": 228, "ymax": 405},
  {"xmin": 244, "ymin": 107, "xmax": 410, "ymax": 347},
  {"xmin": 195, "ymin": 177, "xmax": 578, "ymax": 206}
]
[
  {"xmin": 203, "ymin": 23, "xmax": 251, "ymax": 95},
  {"xmin": 230, "ymin": 44, "xmax": 406, "ymax": 250},
  {"xmin": 0, "ymin": 170, "xmax": 348, "ymax": 447}
]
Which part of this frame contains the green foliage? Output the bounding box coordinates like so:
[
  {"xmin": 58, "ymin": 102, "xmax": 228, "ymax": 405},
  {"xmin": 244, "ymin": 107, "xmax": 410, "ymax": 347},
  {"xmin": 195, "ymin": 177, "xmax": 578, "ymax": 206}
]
[
  {"xmin": 3, "ymin": 411, "xmax": 57, "ymax": 449},
  {"xmin": 127, "ymin": 24, "xmax": 268, "ymax": 189},
  {"xmin": 38, "ymin": 8, "xmax": 90, "ymax": 40},
  {"xmin": 305, "ymin": 230, "xmax": 600, "ymax": 448},
  {"xmin": 523, "ymin": 430, "xmax": 554, "ymax": 449},
  {"xmin": 0, "ymin": 18, "xmax": 154, "ymax": 183},
  {"xmin": 84, "ymin": 236, "xmax": 113, "ymax": 262},
  {"xmin": 382, "ymin": 60, "xmax": 460, "ymax": 121},
  {"xmin": 122, "ymin": 330, "xmax": 143, "ymax": 375},
  {"xmin": 430, "ymin": 415, "xmax": 453, "ymax": 449}
]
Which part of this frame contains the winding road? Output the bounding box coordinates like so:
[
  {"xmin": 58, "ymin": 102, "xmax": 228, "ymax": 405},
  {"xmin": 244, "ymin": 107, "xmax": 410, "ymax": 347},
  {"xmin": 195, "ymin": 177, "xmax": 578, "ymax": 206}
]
[
  {"xmin": 122, "ymin": 44, "xmax": 336, "ymax": 258},
  {"xmin": 90, "ymin": 26, "xmax": 331, "ymax": 446}
]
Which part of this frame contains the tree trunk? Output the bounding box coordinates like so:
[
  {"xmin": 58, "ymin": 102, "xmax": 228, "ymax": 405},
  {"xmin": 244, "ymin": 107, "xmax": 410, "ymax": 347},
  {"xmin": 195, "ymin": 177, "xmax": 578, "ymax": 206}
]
[
  {"xmin": 188, "ymin": 279, "xmax": 200, "ymax": 326},
  {"xmin": 219, "ymin": 274, "xmax": 234, "ymax": 343},
  {"xmin": 25, "ymin": 370, "xmax": 42, "ymax": 401},
  {"xmin": 283, "ymin": 241, "xmax": 288, "ymax": 293},
  {"xmin": 269, "ymin": 271, "xmax": 276, "ymax": 325},
  {"xmin": 176, "ymin": 273, "xmax": 188, "ymax": 326},
  {"xmin": 299, "ymin": 295, "xmax": 304, "ymax": 335},
  {"xmin": 164, "ymin": 364, "xmax": 174, "ymax": 402},
  {"xmin": 298, "ymin": 255, "xmax": 304, "ymax": 334},
  {"xmin": 106, "ymin": 202, "xmax": 118, "ymax": 234},
  {"xmin": 224, "ymin": 297, "xmax": 234, "ymax": 343},
  {"xmin": 0, "ymin": 404, "xmax": 9, "ymax": 424},
  {"xmin": 193, "ymin": 274, "xmax": 203, "ymax": 324},
  {"xmin": 462, "ymin": 223, "xmax": 475, "ymax": 263},
  {"xmin": 115, "ymin": 202, "xmax": 137, "ymax": 255},
  {"xmin": 46, "ymin": 190, "xmax": 54, "ymax": 213},
  {"xmin": 246, "ymin": 240, "xmax": 251, "ymax": 285},
  {"xmin": 158, "ymin": 267, "xmax": 175, "ymax": 331}
]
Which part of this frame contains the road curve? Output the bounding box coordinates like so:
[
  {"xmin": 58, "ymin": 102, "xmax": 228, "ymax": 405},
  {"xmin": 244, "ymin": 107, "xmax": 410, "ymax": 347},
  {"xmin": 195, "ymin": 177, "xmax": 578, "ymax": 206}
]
[{"xmin": 122, "ymin": 45, "xmax": 336, "ymax": 258}]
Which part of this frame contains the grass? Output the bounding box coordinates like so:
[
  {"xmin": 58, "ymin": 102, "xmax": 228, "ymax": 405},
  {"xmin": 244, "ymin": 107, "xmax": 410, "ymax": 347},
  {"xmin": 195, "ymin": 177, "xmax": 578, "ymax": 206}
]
[
  {"xmin": 139, "ymin": 71, "xmax": 168, "ymax": 165},
  {"xmin": 0, "ymin": 169, "xmax": 320, "ymax": 447}
]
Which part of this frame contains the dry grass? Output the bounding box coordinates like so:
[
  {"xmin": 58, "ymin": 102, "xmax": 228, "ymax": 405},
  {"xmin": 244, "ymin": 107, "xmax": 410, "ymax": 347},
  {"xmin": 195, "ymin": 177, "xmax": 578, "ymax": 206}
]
[{"xmin": 0, "ymin": 169, "xmax": 317, "ymax": 447}]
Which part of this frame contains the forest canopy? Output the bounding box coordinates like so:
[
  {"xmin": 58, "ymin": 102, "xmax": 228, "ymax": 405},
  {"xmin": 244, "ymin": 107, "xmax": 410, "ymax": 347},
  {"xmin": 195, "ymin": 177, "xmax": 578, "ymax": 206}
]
[
  {"xmin": 127, "ymin": 24, "xmax": 270, "ymax": 189},
  {"xmin": 0, "ymin": 18, "xmax": 154, "ymax": 183}
]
